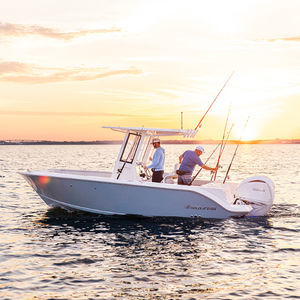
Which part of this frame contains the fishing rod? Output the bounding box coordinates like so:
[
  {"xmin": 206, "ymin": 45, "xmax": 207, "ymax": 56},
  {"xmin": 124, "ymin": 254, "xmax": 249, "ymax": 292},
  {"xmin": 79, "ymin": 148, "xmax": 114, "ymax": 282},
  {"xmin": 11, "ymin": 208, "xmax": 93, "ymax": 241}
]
[
  {"xmin": 211, "ymin": 104, "xmax": 231, "ymax": 181},
  {"xmin": 210, "ymin": 123, "xmax": 234, "ymax": 181},
  {"xmin": 223, "ymin": 117, "xmax": 249, "ymax": 184},
  {"xmin": 194, "ymin": 72, "xmax": 234, "ymax": 131},
  {"xmin": 188, "ymin": 143, "xmax": 221, "ymax": 186},
  {"xmin": 219, "ymin": 124, "xmax": 234, "ymax": 159},
  {"xmin": 189, "ymin": 122, "xmax": 234, "ymax": 185}
]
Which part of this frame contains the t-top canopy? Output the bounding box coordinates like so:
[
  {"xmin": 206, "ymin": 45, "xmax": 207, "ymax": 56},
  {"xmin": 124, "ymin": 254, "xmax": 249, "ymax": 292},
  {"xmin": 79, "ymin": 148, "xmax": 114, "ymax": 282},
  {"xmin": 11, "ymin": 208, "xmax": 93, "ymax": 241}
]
[{"xmin": 103, "ymin": 126, "xmax": 198, "ymax": 138}]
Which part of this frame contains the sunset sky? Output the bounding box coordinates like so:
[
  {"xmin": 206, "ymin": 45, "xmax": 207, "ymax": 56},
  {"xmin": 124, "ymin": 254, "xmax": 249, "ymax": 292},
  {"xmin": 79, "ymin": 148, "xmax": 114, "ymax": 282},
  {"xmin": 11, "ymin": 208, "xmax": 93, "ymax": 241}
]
[{"xmin": 0, "ymin": 0, "xmax": 299, "ymax": 141}]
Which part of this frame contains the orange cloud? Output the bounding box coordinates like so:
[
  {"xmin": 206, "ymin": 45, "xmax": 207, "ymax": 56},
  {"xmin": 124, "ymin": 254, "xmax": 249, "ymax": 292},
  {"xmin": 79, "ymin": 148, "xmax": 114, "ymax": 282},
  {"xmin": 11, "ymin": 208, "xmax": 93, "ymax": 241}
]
[
  {"xmin": 0, "ymin": 111, "xmax": 134, "ymax": 117},
  {"xmin": 0, "ymin": 22, "xmax": 121, "ymax": 40},
  {"xmin": 266, "ymin": 36, "xmax": 300, "ymax": 42},
  {"xmin": 0, "ymin": 61, "xmax": 142, "ymax": 83},
  {"xmin": 0, "ymin": 61, "xmax": 31, "ymax": 74}
]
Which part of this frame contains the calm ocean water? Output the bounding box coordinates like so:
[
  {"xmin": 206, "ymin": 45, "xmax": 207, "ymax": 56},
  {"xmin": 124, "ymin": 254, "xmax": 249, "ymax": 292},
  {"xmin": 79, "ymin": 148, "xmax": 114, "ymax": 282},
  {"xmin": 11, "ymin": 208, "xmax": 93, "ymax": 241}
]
[{"xmin": 0, "ymin": 144, "xmax": 299, "ymax": 299}]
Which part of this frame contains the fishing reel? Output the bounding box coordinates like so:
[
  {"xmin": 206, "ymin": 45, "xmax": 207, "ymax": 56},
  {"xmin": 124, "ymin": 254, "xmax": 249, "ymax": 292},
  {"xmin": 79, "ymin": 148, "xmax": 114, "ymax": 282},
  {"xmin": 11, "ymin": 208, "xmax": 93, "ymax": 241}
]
[{"xmin": 136, "ymin": 162, "xmax": 151, "ymax": 180}]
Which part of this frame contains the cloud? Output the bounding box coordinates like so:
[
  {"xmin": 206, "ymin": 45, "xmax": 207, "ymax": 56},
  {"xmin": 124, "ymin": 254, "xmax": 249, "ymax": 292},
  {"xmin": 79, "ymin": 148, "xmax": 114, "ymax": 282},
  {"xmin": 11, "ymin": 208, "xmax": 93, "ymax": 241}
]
[
  {"xmin": 0, "ymin": 111, "xmax": 133, "ymax": 117},
  {"xmin": 266, "ymin": 36, "xmax": 300, "ymax": 42},
  {"xmin": 0, "ymin": 22, "xmax": 121, "ymax": 40},
  {"xmin": 0, "ymin": 61, "xmax": 31, "ymax": 75},
  {"xmin": 0, "ymin": 61, "xmax": 142, "ymax": 83}
]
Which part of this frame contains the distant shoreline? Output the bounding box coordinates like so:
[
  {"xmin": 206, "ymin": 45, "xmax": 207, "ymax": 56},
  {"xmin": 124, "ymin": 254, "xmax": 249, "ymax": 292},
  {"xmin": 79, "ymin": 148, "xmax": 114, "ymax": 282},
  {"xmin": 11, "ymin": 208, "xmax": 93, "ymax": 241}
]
[{"xmin": 1, "ymin": 139, "xmax": 299, "ymax": 145}]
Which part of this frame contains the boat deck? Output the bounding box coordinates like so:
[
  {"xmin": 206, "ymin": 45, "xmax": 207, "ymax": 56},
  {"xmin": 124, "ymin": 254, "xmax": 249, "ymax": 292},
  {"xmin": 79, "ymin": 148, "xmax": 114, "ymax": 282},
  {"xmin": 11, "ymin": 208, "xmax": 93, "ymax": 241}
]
[{"xmin": 48, "ymin": 169, "xmax": 112, "ymax": 178}]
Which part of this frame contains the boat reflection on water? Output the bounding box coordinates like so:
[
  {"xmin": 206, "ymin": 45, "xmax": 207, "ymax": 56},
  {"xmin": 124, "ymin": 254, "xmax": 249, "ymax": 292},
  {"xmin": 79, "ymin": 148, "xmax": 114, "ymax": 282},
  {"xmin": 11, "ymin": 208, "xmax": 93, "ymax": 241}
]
[{"xmin": 34, "ymin": 207, "xmax": 274, "ymax": 245}]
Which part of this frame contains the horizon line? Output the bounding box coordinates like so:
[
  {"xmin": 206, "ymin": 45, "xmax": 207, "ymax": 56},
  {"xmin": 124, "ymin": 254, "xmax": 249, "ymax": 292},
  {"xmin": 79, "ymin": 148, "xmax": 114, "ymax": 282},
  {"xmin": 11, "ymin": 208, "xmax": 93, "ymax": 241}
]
[{"xmin": 1, "ymin": 138, "xmax": 299, "ymax": 145}]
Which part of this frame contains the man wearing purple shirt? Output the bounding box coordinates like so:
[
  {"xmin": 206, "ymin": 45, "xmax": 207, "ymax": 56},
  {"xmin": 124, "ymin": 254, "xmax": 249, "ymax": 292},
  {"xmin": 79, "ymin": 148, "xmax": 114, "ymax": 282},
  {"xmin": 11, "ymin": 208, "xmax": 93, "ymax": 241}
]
[{"xmin": 177, "ymin": 145, "xmax": 217, "ymax": 185}]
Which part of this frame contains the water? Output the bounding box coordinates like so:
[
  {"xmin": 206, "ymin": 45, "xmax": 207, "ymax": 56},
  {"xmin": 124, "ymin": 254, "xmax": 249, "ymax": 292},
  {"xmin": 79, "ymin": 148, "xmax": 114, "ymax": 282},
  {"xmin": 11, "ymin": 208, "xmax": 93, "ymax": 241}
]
[{"xmin": 0, "ymin": 144, "xmax": 299, "ymax": 299}]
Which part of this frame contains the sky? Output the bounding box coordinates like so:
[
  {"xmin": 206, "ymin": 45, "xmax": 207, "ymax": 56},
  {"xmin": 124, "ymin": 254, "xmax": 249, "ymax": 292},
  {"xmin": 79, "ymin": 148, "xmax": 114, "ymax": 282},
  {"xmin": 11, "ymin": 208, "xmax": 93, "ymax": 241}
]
[{"xmin": 0, "ymin": 0, "xmax": 299, "ymax": 141}]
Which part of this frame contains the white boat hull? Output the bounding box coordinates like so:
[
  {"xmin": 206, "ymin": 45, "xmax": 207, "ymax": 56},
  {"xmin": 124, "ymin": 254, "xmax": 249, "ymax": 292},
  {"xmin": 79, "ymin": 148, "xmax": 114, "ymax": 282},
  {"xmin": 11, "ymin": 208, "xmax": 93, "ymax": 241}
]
[
  {"xmin": 21, "ymin": 170, "xmax": 253, "ymax": 219},
  {"xmin": 20, "ymin": 126, "xmax": 275, "ymax": 219}
]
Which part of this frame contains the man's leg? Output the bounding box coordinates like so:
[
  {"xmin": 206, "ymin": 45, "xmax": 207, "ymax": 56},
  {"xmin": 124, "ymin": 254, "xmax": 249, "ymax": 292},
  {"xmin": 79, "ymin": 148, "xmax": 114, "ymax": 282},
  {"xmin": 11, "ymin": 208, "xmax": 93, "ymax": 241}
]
[
  {"xmin": 152, "ymin": 171, "xmax": 164, "ymax": 183},
  {"xmin": 178, "ymin": 175, "xmax": 184, "ymax": 185},
  {"xmin": 181, "ymin": 175, "xmax": 192, "ymax": 185}
]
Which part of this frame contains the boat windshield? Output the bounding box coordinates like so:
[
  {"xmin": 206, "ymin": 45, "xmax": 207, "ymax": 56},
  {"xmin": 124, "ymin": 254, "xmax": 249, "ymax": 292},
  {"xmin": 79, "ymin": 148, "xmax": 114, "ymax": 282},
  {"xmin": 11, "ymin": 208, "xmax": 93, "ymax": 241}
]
[{"xmin": 120, "ymin": 133, "xmax": 141, "ymax": 163}]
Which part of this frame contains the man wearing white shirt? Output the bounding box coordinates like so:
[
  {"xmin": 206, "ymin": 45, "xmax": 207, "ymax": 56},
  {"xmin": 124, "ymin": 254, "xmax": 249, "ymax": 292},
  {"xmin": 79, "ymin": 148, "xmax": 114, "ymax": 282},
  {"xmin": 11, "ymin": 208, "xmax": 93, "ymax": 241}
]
[{"xmin": 144, "ymin": 138, "xmax": 165, "ymax": 183}]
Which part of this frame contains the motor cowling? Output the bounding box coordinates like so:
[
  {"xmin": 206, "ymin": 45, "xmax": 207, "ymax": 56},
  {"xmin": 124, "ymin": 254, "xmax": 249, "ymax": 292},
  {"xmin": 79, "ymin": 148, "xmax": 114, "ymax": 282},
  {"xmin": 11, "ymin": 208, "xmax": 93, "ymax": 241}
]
[{"xmin": 236, "ymin": 175, "xmax": 275, "ymax": 217}]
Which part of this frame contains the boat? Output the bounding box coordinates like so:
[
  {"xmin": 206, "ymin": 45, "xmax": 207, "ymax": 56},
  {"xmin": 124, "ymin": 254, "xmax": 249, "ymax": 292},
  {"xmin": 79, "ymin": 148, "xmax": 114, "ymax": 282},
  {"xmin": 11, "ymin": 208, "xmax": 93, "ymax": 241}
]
[{"xmin": 20, "ymin": 126, "xmax": 274, "ymax": 219}]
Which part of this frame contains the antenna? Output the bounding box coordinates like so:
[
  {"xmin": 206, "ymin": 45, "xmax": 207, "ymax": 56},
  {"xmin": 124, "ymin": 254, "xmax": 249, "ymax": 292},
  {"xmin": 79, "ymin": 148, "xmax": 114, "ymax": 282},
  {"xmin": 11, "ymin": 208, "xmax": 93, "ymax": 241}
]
[{"xmin": 181, "ymin": 112, "xmax": 183, "ymax": 129}]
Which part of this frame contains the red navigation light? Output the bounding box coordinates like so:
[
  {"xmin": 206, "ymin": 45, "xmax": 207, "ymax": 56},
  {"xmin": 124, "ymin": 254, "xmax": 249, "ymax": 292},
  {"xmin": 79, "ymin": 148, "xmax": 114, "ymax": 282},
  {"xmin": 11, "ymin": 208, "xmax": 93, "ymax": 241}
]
[{"xmin": 39, "ymin": 176, "xmax": 50, "ymax": 184}]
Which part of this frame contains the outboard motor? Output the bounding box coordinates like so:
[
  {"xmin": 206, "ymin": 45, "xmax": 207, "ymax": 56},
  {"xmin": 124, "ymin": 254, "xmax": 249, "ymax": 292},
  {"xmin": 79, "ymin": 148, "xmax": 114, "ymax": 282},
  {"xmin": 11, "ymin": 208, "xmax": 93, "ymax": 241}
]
[{"xmin": 235, "ymin": 175, "xmax": 275, "ymax": 216}]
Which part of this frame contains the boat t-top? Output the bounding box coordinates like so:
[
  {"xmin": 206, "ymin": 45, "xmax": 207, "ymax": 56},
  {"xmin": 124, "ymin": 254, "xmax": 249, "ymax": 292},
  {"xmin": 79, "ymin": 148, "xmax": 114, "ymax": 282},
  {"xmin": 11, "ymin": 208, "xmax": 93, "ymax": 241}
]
[{"xmin": 20, "ymin": 125, "xmax": 274, "ymax": 218}]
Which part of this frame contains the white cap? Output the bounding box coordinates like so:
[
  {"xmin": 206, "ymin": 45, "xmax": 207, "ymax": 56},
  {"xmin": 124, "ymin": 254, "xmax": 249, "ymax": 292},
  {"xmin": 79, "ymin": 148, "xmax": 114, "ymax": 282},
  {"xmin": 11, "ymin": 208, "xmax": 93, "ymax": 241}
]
[
  {"xmin": 195, "ymin": 145, "xmax": 205, "ymax": 153},
  {"xmin": 152, "ymin": 138, "xmax": 160, "ymax": 144}
]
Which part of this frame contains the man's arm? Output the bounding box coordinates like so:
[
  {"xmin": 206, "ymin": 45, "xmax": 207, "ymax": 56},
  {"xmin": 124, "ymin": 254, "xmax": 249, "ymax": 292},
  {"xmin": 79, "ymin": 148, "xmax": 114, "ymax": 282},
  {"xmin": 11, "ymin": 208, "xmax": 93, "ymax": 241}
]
[
  {"xmin": 201, "ymin": 165, "xmax": 218, "ymax": 172},
  {"xmin": 146, "ymin": 150, "xmax": 161, "ymax": 169},
  {"xmin": 195, "ymin": 153, "xmax": 217, "ymax": 172},
  {"xmin": 179, "ymin": 154, "xmax": 183, "ymax": 163}
]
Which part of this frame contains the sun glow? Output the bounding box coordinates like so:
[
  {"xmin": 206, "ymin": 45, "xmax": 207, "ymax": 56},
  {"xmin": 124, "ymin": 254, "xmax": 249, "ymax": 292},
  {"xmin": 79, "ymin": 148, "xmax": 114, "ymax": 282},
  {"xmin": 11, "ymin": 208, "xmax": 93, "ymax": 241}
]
[
  {"xmin": 233, "ymin": 120, "xmax": 261, "ymax": 141},
  {"xmin": 0, "ymin": 1, "xmax": 299, "ymax": 141},
  {"xmin": 241, "ymin": 127, "xmax": 259, "ymax": 141}
]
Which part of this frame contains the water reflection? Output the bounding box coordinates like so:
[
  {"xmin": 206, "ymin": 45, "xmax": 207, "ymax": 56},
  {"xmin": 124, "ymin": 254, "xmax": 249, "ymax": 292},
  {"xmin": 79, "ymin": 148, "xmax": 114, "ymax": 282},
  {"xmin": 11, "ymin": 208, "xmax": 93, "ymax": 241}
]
[
  {"xmin": 35, "ymin": 207, "xmax": 223, "ymax": 242},
  {"xmin": 1, "ymin": 144, "xmax": 299, "ymax": 299},
  {"xmin": 33, "ymin": 208, "xmax": 278, "ymax": 260},
  {"xmin": 27, "ymin": 208, "xmax": 289, "ymax": 299}
]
